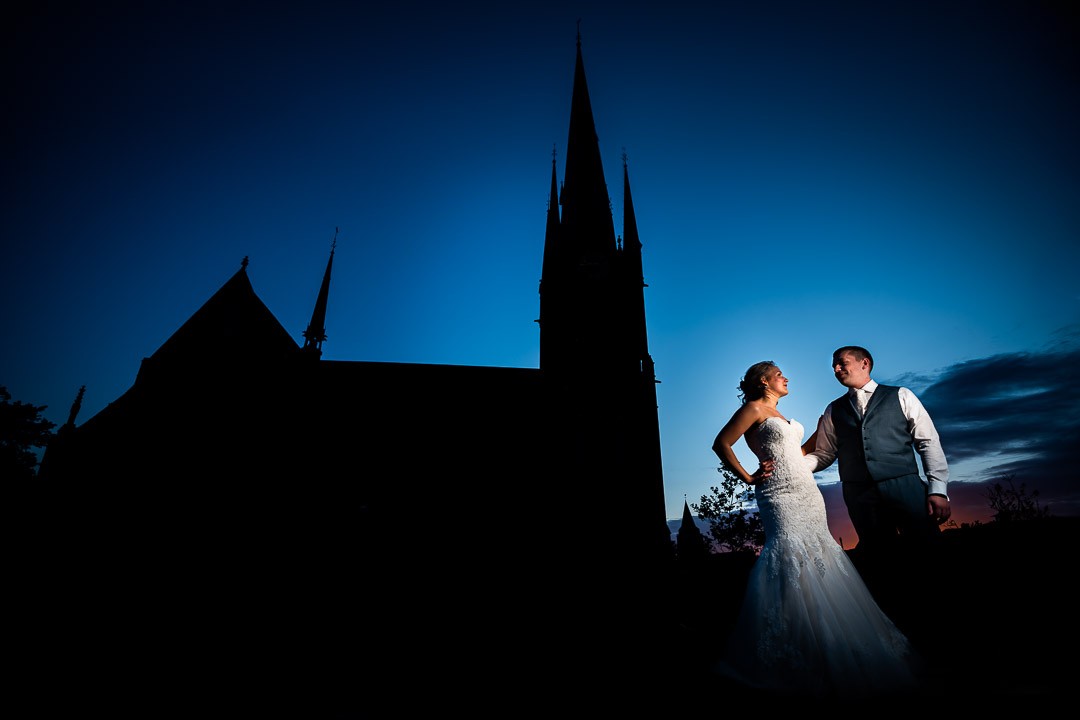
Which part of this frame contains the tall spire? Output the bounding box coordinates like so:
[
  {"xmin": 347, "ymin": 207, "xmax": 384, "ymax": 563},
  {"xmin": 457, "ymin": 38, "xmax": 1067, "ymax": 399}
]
[
  {"xmin": 559, "ymin": 26, "xmax": 617, "ymax": 261},
  {"xmin": 302, "ymin": 228, "xmax": 337, "ymax": 357}
]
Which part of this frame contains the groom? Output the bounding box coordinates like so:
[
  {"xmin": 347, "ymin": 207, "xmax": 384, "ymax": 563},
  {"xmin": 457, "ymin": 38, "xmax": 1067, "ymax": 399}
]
[{"xmin": 805, "ymin": 345, "xmax": 950, "ymax": 642}]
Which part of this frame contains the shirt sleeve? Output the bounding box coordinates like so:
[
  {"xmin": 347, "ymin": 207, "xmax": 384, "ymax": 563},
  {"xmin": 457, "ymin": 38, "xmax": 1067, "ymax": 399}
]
[
  {"xmin": 899, "ymin": 387, "xmax": 950, "ymax": 497},
  {"xmin": 804, "ymin": 405, "xmax": 837, "ymax": 473}
]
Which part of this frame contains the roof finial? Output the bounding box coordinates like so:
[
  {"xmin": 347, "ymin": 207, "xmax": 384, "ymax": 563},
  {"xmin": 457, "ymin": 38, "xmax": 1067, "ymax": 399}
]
[
  {"xmin": 331, "ymin": 226, "xmax": 338, "ymax": 254},
  {"xmin": 622, "ymin": 147, "xmax": 628, "ymax": 169},
  {"xmin": 576, "ymin": 18, "xmax": 581, "ymax": 46},
  {"xmin": 241, "ymin": 256, "xmax": 249, "ymax": 269}
]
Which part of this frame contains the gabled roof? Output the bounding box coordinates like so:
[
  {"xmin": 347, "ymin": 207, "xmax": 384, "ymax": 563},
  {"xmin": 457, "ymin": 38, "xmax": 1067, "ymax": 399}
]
[{"xmin": 142, "ymin": 259, "xmax": 300, "ymax": 372}]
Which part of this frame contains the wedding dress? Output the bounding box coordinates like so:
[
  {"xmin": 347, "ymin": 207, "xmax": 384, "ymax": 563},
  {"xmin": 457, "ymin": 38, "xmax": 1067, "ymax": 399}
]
[{"xmin": 714, "ymin": 417, "xmax": 923, "ymax": 699}]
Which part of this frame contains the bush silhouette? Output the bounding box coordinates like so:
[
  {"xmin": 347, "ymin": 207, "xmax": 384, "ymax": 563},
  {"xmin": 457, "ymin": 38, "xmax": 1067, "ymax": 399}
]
[{"xmin": 0, "ymin": 386, "xmax": 56, "ymax": 480}]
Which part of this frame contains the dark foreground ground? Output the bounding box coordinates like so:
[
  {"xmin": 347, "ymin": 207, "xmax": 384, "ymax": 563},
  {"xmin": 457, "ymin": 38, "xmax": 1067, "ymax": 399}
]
[
  {"xmin": 329, "ymin": 517, "xmax": 1078, "ymax": 715},
  {"xmin": 669, "ymin": 516, "xmax": 1078, "ymax": 712},
  {"xmin": 17, "ymin": 516, "xmax": 1076, "ymax": 715}
]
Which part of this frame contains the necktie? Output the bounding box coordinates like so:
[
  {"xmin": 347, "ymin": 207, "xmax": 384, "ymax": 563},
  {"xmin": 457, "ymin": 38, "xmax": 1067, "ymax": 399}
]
[{"xmin": 855, "ymin": 389, "xmax": 869, "ymax": 417}]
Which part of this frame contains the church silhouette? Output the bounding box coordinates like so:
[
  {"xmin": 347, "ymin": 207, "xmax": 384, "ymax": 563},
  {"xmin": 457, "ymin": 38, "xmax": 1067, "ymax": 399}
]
[{"xmin": 39, "ymin": 34, "xmax": 687, "ymax": 707}]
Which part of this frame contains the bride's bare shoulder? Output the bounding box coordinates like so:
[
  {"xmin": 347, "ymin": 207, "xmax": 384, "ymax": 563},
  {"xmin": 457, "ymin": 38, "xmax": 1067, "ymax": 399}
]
[{"xmin": 739, "ymin": 401, "xmax": 774, "ymax": 430}]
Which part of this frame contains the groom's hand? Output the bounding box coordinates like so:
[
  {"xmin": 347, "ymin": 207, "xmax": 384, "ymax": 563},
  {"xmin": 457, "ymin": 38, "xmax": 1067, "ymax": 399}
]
[{"xmin": 928, "ymin": 494, "xmax": 951, "ymax": 524}]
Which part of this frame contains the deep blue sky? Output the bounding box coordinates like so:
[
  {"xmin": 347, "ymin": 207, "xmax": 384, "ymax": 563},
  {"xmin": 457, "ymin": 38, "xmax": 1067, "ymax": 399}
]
[{"xmin": 4, "ymin": 1, "xmax": 1078, "ymax": 539}]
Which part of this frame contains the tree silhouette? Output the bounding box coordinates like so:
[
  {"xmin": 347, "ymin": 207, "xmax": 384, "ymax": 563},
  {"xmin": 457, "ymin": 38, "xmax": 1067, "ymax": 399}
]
[
  {"xmin": 0, "ymin": 386, "xmax": 56, "ymax": 480},
  {"xmin": 985, "ymin": 473, "xmax": 1051, "ymax": 523},
  {"xmin": 691, "ymin": 465, "xmax": 765, "ymax": 554}
]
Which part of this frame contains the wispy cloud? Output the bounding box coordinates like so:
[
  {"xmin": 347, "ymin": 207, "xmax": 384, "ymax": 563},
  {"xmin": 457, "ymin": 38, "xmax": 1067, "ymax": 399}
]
[{"xmin": 887, "ymin": 325, "xmax": 1080, "ymax": 518}]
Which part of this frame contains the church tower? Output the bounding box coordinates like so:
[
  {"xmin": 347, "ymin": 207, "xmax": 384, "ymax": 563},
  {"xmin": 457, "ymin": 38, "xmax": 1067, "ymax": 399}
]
[
  {"xmin": 539, "ymin": 31, "xmax": 622, "ymax": 377},
  {"xmin": 538, "ymin": 31, "xmax": 671, "ymax": 566}
]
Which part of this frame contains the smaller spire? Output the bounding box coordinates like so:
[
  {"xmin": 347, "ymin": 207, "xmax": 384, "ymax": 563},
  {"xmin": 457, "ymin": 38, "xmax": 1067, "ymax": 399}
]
[
  {"xmin": 677, "ymin": 497, "xmax": 708, "ymax": 560},
  {"xmin": 64, "ymin": 385, "xmax": 86, "ymax": 428},
  {"xmin": 241, "ymin": 256, "xmax": 249, "ymax": 270},
  {"xmin": 548, "ymin": 144, "xmax": 559, "ymax": 212},
  {"xmin": 302, "ymin": 229, "xmax": 337, "ymax": 357}
]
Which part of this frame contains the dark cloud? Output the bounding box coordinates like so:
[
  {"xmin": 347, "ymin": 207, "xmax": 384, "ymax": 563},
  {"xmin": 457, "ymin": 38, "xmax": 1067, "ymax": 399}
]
[{"xmin": 883, "ymin": 332, "xmax": 1080, "ymax": 518}]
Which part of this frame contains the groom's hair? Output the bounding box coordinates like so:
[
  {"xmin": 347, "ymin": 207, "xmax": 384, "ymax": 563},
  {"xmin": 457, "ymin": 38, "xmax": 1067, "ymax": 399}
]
[{"xmin": 833, "ymin": 345, "xmax": 874, "ymax": 371}]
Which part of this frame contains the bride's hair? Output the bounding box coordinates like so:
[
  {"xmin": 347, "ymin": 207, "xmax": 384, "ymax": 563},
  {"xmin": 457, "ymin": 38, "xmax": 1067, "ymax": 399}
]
[{"xmin": 738, "ymin": 361, "xmax": 778, "ymax": 404}]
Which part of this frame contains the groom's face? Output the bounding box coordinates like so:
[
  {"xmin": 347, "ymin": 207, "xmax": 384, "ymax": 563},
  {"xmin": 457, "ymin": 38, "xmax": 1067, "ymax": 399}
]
[{"xmin": 833, "ymin": 352, "xmax": 871, "ymax": 389}]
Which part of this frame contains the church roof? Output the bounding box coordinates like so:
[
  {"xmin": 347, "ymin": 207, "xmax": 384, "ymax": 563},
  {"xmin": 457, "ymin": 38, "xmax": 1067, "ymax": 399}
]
[{"xmin": 141, "ymin": 257, "xmax": 300, "ymax": 374}]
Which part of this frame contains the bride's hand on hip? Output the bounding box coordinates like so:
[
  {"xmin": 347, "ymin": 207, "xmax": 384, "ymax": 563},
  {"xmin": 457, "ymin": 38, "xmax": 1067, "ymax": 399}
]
[{"xmin": 751, "ymin": 459, "xmax": 774, "ymax": 484}]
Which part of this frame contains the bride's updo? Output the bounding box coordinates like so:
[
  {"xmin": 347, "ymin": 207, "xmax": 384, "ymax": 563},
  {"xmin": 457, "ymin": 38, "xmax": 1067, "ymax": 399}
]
[{"xmin": 738, "ymin": 361, "xmax": 778, "ymax": 404}]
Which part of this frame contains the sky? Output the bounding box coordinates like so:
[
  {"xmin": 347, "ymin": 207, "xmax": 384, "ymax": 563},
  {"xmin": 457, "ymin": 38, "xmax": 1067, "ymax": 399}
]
[{"xmin": 4, "ymin": 1, "xmax": 1079, "ymax": 544}]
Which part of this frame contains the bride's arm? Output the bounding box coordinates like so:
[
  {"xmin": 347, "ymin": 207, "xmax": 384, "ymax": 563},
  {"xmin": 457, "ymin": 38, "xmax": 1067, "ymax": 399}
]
[{"xmin": 712, "ymin": 405, "xmax": 773, "ymax": 485}]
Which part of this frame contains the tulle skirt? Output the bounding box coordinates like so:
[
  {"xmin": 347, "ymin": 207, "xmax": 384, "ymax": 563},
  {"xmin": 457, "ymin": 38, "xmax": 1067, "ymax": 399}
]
[{"xmin": 713, "ymin": 534, "xmax": 924, "ymax": 700}]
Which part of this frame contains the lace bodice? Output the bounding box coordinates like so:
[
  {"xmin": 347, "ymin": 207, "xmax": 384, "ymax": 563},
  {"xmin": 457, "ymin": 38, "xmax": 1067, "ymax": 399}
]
[
  {"xmin": 747, "ymin": 417, "xmax": 809, "ymax": 479},
  {"xmin": 747, "ymin": 418, "xmax": 827, "ymax": 543}
]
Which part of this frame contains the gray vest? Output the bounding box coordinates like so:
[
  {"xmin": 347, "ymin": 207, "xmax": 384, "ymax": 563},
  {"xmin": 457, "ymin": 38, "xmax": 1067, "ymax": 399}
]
[{"xmin": 832, "ymin": 384, "xmax": 919, "ymax": 483}]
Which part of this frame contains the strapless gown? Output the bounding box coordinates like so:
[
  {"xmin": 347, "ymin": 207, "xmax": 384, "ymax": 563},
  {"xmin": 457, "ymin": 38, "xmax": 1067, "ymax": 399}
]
[{"xmin": 713, "ymin": 417, "xmax": 922, "ymax": 699}]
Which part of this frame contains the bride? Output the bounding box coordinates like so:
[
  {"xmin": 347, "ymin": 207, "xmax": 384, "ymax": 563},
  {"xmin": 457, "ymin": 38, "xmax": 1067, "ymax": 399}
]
[{"xmin": 710, "ymin": 361, "xmax": 923, "ymax": 700}]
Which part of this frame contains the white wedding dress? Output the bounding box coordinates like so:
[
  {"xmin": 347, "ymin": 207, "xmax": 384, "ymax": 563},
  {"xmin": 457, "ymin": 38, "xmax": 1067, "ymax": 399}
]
[{"xmin": 714, "ymin": 417, "xmax": 922, "ymax": 699}]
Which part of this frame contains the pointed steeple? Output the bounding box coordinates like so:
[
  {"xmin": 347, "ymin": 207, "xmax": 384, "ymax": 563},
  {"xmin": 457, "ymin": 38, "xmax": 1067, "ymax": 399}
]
[
  {"xmin": 541, "ymin": 144, "xmax": 563, "ymax": 290},
  {"xmin": 622, "ymin": 153, "xmax": 650, "ymax": 362},
  {"xmin": 677, "ymin": 498, "xmax": 708, "ymax": 561},
  {"xmin": 681, "ymin": 498, "xmax": 695, "ymax": 526},
  {"xmin": 559, "ymin": 27, "xmax": 617, "ymax": 262},
  {"xmin": 302, "ymin": 229, "xmax": 337, "ymax": 358}
]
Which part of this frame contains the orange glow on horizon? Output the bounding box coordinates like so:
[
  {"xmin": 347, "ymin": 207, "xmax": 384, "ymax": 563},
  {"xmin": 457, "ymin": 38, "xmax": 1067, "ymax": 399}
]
[{"xmin": 828, "ymin": 489, "xmax": 997, "ymax": 550}]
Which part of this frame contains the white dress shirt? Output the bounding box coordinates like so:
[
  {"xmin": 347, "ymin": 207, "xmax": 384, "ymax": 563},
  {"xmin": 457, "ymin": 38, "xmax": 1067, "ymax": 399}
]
[{"xmin": 804, "ymin": 379, "xmax": 950, "ymax": 498}]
